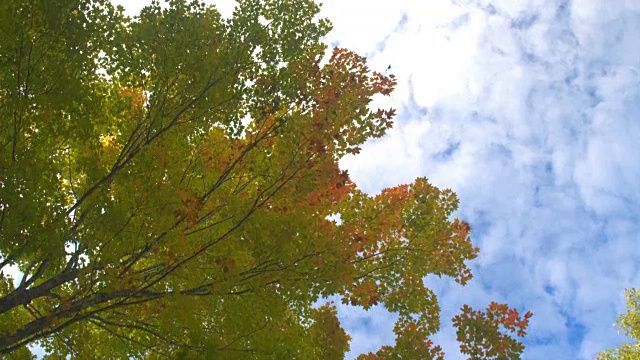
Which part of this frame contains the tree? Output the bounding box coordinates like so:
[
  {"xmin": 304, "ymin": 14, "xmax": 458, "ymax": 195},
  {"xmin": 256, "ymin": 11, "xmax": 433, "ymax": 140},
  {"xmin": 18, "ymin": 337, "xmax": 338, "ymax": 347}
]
[
  {"xmin": 598, "ymin": 289, "xmax": 640, "ymax": 359},
  {"xmin": 0, "ymin": 0, "xmax": 531, "ymax": 358}
]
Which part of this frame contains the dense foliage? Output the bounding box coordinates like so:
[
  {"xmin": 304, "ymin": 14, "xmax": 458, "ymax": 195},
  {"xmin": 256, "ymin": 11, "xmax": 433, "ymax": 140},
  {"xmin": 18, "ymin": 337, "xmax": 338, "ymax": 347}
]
[{"xmin": 0, "ymin": 0, "xmax": 531, "ymax": 358}]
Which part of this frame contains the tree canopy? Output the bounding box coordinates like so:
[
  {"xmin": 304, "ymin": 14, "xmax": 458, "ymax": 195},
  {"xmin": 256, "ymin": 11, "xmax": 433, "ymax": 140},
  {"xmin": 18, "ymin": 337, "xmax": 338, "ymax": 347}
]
[
  {"xmin": 598, "ymin": 289, "xmax": 640, "ymax": 360},
  {"xmin": 0, "ymin": 0, "xmax": 531, "ymax": 358}
]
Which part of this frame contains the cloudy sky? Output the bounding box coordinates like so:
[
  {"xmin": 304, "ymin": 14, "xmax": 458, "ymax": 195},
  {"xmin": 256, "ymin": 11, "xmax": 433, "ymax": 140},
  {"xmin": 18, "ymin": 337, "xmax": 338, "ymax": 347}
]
[{"xmin": 114, "ymin": 0, "xmax": 640, "ymax": 358}]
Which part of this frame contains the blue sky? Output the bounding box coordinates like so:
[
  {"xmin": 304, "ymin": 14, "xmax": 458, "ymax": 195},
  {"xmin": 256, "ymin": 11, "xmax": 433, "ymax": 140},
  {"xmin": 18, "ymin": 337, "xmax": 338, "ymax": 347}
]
[
  {"xmin": 116, "ymin": 0, "xmax": 640, "ymax": 358},
  {"xmin": 320, "ymin": 0, "xmax": 640, "ymax": 358}
]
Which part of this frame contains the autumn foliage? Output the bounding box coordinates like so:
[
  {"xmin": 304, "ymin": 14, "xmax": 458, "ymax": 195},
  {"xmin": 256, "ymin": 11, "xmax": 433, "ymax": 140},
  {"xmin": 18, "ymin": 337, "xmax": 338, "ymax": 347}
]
[
  {"xmin": 0, "ymin": 0, "xmax": 531, "ymax": 358},
  {"xmin": 453, "ymin": 303, "xmax": 533, "ymax": 359}
]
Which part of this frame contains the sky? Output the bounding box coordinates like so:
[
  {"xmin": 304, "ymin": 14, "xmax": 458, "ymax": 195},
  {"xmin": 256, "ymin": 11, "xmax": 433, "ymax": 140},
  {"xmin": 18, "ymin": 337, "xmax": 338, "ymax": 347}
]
[{"xmin": 110, "ymin": 0, "xmax": 640, "ymax": 358}]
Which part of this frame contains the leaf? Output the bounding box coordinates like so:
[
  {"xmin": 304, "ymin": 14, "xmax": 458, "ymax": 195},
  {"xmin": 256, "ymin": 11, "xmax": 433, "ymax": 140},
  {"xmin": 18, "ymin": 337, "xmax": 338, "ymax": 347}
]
[{"xmin": 597, "ymin": 289, "xmax": 640, "ymax": 359}]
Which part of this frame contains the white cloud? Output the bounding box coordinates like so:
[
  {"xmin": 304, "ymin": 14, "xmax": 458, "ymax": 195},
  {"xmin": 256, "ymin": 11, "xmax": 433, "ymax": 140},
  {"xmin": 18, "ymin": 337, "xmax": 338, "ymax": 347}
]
[
  {"xmin": 337, "ymin": 303, "xmax": 399, "ymax": 357},
  {"xmin": 320, "ymin": 0, "xmax": 640, "ymax": 358},
  {"xmin": 318, "ymin": 0, "xmax": 407, "ymax": 52}
]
